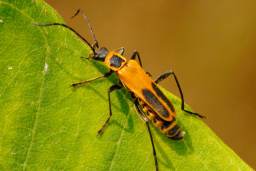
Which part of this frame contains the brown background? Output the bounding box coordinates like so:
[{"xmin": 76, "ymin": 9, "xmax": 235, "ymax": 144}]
[{"xmin": 46, "ymin": 0, "xmax": 256, "ymax": 168}]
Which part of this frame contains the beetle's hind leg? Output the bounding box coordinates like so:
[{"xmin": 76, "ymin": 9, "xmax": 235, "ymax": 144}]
[
  {"xmin": 146, "ymin": 122, "xmax": 159, "ymax": 171},
  {"xmin": 155, "ymin": 71, "xmax": 205, "ymax": 118},
  {"xmin": 134, "ymin": 99, "xmax": 159, "ymax": 171},
  {"xmin": 97, "ymin": 84, "xmax": 122, "ymax": 136}
]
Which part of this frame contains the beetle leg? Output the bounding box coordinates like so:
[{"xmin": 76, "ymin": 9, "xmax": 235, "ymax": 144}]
[
  {"xmin": 155, "ymin": 71, "xmax": 205, "ymax": 118},
  {"xmin": 134, "ymin": 99, "xmax": 149, "ymax": 122},
  {"xmin": 71, "ymin": 71, "xmax": 113, "ymax": 88},
  {"xmin": 97, "ymin": 84, "xmax": 122, "ymax": 135},
  {"xmin": 154, "ymin": 71, "xmax": 172, "ymax": 84},
  {"xmin": 146, "ymin": 122, "xmax": 159, "ymax": 171},
  {"xmin": 80, "ymin": 56, "xmax": 90, "ymax": 61},
  {"xmin": 130, "ymin": 51, "xmax": 152, "ymax": 76},
  {"xmin": 146, "ymin": 72, "xmax": 152, "ymax": 77},
  {"xmin": 133, "ymin": 99, "xmax": 158, "ymax": 171},
  {"xmin": 114, "ymin": 47, "xmax": 125, "ymax": 55},
  {"xmin": 131, "ymin": 51, "xmax": 143, "ymax": 67}
]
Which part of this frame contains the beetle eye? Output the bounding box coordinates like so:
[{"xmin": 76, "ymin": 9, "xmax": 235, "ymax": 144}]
[{"xmin": 110, "ymin": 55, "xmax": 125, "ymax": 68}]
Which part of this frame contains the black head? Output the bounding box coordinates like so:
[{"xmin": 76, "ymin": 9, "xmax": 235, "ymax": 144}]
[
  {"xmin": 90, "ymin": 46, "xmax": 127, "ymax": 71},
  {"xmin": 93, "ymin": 47, "xmax": 109, "ymax": 61}
]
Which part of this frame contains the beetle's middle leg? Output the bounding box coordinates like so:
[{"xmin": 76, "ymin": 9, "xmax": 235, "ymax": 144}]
[
  {"xmin": 155, "ymin": 71, "xmax": 205, "ymax": 118},
  {"xmin": 131, "ymin": 51, "xmax": 143, "ymax": 67},
  {"xmin": 71, "ymin": 71, "xmax": 113, "ymax": 88},
  {"xmin": 97, "ymin": 84, "xmax": 122, "ymax": 135}
]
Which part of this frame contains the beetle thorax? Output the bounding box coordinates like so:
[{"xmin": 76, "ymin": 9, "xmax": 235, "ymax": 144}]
[{"xmin": 104, "ymin": 51, "xmax": 127, "ymax": 71}]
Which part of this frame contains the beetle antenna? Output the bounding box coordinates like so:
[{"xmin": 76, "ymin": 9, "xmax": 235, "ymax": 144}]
[
  {"xmin": 33, "ymin": 22, "xmax": 96, "ymax": 55},
  {"xmin": 70, "ymin": 9, "xmax": 80, "ymax": 19},
  {"xmin": 71, "ymin": 9, "xmax": 99, "ymax": 49}
]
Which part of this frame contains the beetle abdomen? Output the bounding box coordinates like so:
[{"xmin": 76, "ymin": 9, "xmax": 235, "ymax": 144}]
[{"xmin": 137, "ymin": 99, "xmax": 184, "ymax": 140}]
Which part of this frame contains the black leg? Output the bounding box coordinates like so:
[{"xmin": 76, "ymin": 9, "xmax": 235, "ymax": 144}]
[
  {"xmin": 154, "ymin": 71, "xmax": 172, "ymax": 84},
  {"xmin": 146, "ymin": 122, "xmax": 159, "ymax": 171},
  {"xmin": 97, "ymin": 84, "xmax": 122, "ymax": 135},
  {"xmin": 71, "ymin": 71, "xmax": 113, "ymax": 88},
  {"xmin": 131, "ymin": 51, "xmax": 143, "ymax": 67},
  {"xmin": 134, "ymin": 98, "xmax": 148, "ymax": 122},
  {"xmin": 115, "ymin": 47, "xmax": 125, "ymax": 55},
  {"xmin": 155, "ymin": 71, "xmax": 205, "ymax": 118},
  {"xmin": 80, "ymin": 56, "xmax": 89, "ymax": 61},
  {"xmin": 146, "ymin": 72, "xmax": 152, "ymax": 77},
  {"xmin": 133, "ymin": 99, "xmax": 158, "ymax": 171},
  {"xmin": 130, "ymin": 51, "xmax": 153, "ymax": 77}
]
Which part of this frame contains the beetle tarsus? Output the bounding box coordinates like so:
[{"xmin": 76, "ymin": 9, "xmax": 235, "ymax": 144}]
[
  {"xmin": 97, "ymin": 117, "xmax": 110, "ymax": 136},
  {"xmin": 80, "ymin": 56, "xmax": 90, "ymax": 61},
  {"xmin": 155, "ymin": 70, "xmax": 205, "ymax": 119},
  {"xmin": 184, "ymin": 109, "xmax": 206, "ymax": 118}
]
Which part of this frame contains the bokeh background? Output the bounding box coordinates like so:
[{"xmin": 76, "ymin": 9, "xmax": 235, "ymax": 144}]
[{"xmin": 46, "ymin": 0, "xmax": 256, "ymax": 168}]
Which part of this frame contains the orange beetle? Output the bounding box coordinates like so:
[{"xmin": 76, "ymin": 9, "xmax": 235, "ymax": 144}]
[{"xmin": 36, "ymin": 10, "xmax": 204, "ymax": 171}]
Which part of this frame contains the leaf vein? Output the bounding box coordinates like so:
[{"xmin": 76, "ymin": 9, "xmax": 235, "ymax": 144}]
[{"xmin": 0, "ymin": 1, "xmax": 51, "ymax": 170}]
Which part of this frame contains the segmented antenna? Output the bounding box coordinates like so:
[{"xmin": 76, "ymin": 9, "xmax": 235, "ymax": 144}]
[
  {"xmin": 71, "ymin": 9, "xmax": 99, "ymax": 49},
  {"xmin": 34, "ymin": 22, "xmax": 96, "ymax": 54}
]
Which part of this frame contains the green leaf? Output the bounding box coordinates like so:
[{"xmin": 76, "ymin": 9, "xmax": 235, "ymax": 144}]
[{"xmin": 0, "ymin": 0, "xmax": 253, "ymax": 170}]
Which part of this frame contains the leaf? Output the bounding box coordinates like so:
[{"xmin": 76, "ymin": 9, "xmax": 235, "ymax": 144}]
[{"xmin": 0, "ymin": 0, "xmax": 253, "ymax": 171}]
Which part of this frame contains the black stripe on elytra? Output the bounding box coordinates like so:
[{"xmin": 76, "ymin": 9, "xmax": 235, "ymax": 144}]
[
  {"xmin": 152, "ymin": 83, "xmax": 175, "ymax": 112},
  {"xmin": 142, "ymin": 88, "xmax": 170, "ymax": 118},
  {"xmin": 161, "ymin": 118, "xmax": 175, "ymax": 130}
]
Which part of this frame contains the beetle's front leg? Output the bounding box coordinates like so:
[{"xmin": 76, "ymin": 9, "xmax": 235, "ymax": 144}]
[{"xmin": 71, "ymin": 71, "xmax": 113, "ymax": 88}]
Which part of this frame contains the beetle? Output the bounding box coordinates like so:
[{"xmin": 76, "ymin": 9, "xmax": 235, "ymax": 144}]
[{"xmin": 36, "ymin": 9, "xmax": 204, "ymax": 171}]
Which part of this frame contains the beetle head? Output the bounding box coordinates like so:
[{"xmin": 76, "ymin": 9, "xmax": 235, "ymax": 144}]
[
  {"xmin": 92, "ymin": 47, "xmax": 109, "ymax": 61},
  {"xmin": 91, "ymin": 47, "xmax": 126, "ymax": 71}
]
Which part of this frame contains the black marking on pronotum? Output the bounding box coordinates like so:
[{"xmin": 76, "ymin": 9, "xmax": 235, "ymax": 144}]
[
  {"xmin": 142, "ymin": 88, "xmax": 170, "ymax": 117},
  {"xmin": 110, "ymin": 55, "xmax": 125, "ymax": 68},
  {"xmin": 152, "ymin": 83, "xmax": 175, "ymax": 112}
]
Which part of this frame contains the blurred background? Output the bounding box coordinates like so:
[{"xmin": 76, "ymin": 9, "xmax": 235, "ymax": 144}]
[{"xmin": 46, "ymin": 0, "xmax": 256, "ymax": 168}]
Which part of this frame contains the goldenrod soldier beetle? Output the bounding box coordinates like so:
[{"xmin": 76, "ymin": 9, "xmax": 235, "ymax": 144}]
[{"xmin": 35, "ymin": 9, "xmax": 204, "ymax": 171}]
